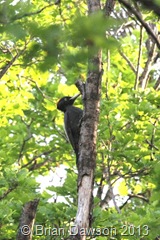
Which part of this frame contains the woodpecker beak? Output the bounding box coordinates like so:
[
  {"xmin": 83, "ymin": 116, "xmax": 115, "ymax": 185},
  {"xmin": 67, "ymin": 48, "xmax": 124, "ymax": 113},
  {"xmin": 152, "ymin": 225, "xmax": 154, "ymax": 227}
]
[{"xmin": 70, "ymin": 93, "xmax": 80, "ymax": 101}]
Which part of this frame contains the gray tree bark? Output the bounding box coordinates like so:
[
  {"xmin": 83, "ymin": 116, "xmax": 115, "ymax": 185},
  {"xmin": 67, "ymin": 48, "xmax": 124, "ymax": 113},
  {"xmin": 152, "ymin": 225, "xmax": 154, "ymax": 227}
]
[
  {"xmin": 16, "ymin": 199, "xmax": 39, "ymax": 240},
  {"xmin": 73, "ymin": 1, "xmax": 102, "ymax": 240},
  {"xmin": 68, "ymin": 1, "xmax": 115, "ymax": 239}
]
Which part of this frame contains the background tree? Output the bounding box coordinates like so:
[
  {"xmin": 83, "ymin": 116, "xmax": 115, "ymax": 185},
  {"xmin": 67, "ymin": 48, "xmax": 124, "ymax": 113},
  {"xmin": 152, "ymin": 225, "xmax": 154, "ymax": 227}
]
[{"xmin": 0, "ymin": 0, "xmax": 160, "ymax": 239}]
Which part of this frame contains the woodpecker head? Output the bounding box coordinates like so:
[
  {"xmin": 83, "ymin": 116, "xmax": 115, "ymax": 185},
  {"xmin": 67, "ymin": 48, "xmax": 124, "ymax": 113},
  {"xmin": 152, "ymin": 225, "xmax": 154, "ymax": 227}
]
[{"xmin": 57, "ymin": 93, "xmax": 80, "ymax": 112}]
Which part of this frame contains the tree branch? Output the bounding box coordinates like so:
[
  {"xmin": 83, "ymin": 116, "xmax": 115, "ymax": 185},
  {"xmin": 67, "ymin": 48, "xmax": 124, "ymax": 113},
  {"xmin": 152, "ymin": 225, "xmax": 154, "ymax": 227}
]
[
  {"xmin": 120, "ymin": 192, "xmax": 149, "ymax": 209},
  {"xmin": 134, "ymin": 0, "xmax": 160, "ymax": 17},
  {"xmin": 0, "ymin": 41, "xmax": 28, "ymax": 79},
  {"xmin": 140, "ymin": 39, "xmax": 157, "ymax": 89},
  {"xmin": 18, "ymin": 119, "xmax": 33, "ymax": 164},
  {"xmin": 11, "ymin": 4, "xmax": 55, "ymax": 22},
  {"xmin": 0, "ymin": 183, "xmax": 18, "ymax": 201},
  {"xmin": 0, "ymin": 52, "xmax": 21, "ymax": 79},
  {"xmin": 118, "ymin": 0, "xmax": 160, "ymax": 49},
  {"xmin": 134, "ymin": 25, "xmax": 143, "ymax": 90},
  {"xmin": 119, "ymin": 50, "xmax": 136, "ymax": 73},
  {"xmin": 28, "ymin": 157, "xmax": 53, "ymax": 171},
  {"xmin": 28, "ymin": 78, "xmax": 53, "ymax": 102},
  {"xmin": 154, "ymin": 76, "xmax": 160, "ymax": 90},
  {"xmin": 111, "ymin": 167, "xmax": 150, "ymax": 186},
  {"xmin": 22, "ymin": 149, "xmax": 54, "ymax": 169}
]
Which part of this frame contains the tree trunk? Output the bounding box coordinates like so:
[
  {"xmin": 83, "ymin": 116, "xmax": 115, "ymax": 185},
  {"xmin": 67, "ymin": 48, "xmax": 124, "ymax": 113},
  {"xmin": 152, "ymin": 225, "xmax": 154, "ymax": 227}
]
[
  {"xmin": 68, "ymin": 1, "xmax": 115, "ymax": 239},
  {"xmin": 16, "ymin": 199, "xmax": 39, "ymax": 240},
  {"xmin": 72, "ymin": 1, "xmax": 102, "ymax": 240}
]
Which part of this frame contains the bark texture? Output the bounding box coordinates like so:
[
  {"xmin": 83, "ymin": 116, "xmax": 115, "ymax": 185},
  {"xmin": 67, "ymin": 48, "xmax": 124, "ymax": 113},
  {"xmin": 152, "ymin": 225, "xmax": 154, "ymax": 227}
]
[
  {"xmin": 73, "ymin": 1, "xmax": 102, "ymax": 240},
  {"xmin": 74, "ymin": 55, "xmax": 102, "ymax": 240},
  {"xmin": 16, "ymin": 199, "xmax": 39, "ymax": 240},
  {"xmin": 69, "ymin": 1, "xmax": 115, "ymax": 239}
]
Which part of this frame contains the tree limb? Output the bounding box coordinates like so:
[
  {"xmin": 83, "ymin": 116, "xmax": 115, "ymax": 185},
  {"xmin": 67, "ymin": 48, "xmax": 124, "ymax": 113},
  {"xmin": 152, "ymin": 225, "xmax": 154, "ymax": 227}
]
[
  {"xmin": 0, "ymin": 52, "xmax": 21, "ymax": 79},
  {"xmin": 0, "ymin": 42, "xmax": 28, "ymax": 79},
  {"xmin": 118, "ymin": 0, "xmax": 160, "ymax": 49},
  {"xmin": 154, "ymin": 76, "xmax": 160, "ymax": 90},
  {"xmin": 18, "ymin": 119, "xmax": 33, "ymax": 164},
  {"xmin": 120, "ymin": 192, "xmax": 149, "ymax": 209},
  {"xmin": 11, "ymin": 4, "xmax": 55, "ymax": 22},
  {"xmin": 134, "ymin": 0, "xmax": 160, "ymax": 17},
  {"xmin": 140, "ymin": 39, "xmax": 157, "ymax": 89},
  {"xmin": 134, "ymin": 25, "xmax": 143, "ymax": 90},
  {"xmin": 119, "ymin": 50, "xmax": 136, "ymax": 73},
  {"xmin": 0, "ymin": 183, "xmax": 18, "ymax": 201},
  {"xmin": 17, "ymin": 199, "xmax": 39, "ymax": 240},
  {"xmin": 22, "ymin": 149, "xmax": 54, "ymax": 169}
]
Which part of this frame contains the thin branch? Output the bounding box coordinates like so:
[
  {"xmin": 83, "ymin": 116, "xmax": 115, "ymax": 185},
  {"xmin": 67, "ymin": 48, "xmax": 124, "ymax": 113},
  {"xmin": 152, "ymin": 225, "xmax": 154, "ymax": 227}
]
[
  {"xmin": 116, "ymin": 21, "xmax": 136, "ymax": 38},
  {"xmin": 18, "ymin": 135, "xmax": 33, "ymax": 164},
  {"xmin": 140, "ymin": 40, "xmax": 157, "ymax": 89},
  {"xmin": 134, "ymin": 25, "xmax": 143, "ymax": 90},
  {"xmin": 120, "ymin": 192, "xmax": 149, "ymax": 209},
  {"xmin": 96, "ymin": 175, "xmax": 105, "ymax": 199},
  {"xmin": 106, "ymin": 50, "xmax": 110, "ymax": 100},
  {"xmin": 145, "ymin": 119, "xmax": 159, "ymax": 161},
  {"xmin": 13, "ymin": 58, "xmax": 43, "ymax": 67},
  {"xmin": 154, "ymin": 76, "xmax": 160, "ymax": 90},
  {"xmin": 104, "ymin": 115, "xmax": 121, "ymax": 213},
  {"xmin": 119, "ymin": 121, "xmax": 131, "ymax": 131},
  {"xmin": 18, "ymin": 119, "xmax": 33, "ymax": 164},
  {"xmin": 134, "ymin": 0, "xmax": 160, "ymax": 17},
  {"xmin": 100, "ymin": 188, "xmax": 113, "ymax": 209},
  {"xmin": 22, "ymin": 149, "xmax": 55, "ymax": 169},
  {"xmin": 28, "ymin": 157, "xmax": 53, "ymax": 171},
  {"xmin": 118, "ymin": 0, "xmax": 160, "ymax": 49},
  {"xmin": 146, "ymin": 139, "xmax": 159, "ymax": 151},
  {"xmin": 0, "ymin": 183, "xmax": 18, "ymax": 201},
  {"xmin": 11, "ymin": 4, "xmax": 55, "ymax": 22},
  {"xmin": 0, "ymin": 41, "xmax": 29, "ymax": 79},
  {"xmin": 53, "ymin": 122, "xmax": 68, "ymax": 142},
  {"xmin": 128, "ymin": 193, "xmax": 149, "ymax": 202},
  {"xmin": 111, "ymin": 167, "xmax": 150, "ymax": 186},
  {"xmin": 0, "ymin": 52, "xmax": 21, "ymax": 79},
  {"xmin": 119, "ymin": 51, "xmax": 136, "ymax": 73},
  {"xmin": 28, "ymin": 78, "xmax": 54, "ymax": 102}
]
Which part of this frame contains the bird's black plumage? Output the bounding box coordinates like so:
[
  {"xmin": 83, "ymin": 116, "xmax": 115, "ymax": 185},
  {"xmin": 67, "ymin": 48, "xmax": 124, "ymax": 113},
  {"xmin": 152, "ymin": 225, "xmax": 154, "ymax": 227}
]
[{"xmin": 57, "ymin": 94, "xmax": 83, "ymax": 165}]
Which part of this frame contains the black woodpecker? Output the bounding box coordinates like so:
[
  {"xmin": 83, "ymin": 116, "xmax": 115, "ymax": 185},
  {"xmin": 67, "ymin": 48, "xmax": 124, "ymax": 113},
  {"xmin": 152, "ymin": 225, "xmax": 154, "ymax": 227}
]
[{"xmin": 57, "ymin": 94, "xmax": 83, "ymax": 165}]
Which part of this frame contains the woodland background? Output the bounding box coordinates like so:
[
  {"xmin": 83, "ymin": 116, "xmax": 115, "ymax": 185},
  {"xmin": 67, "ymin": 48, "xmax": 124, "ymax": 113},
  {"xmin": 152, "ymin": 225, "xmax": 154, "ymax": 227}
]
[{"xmin": 0, "ymin": 0, "xmax": 160, "ymax": 239}]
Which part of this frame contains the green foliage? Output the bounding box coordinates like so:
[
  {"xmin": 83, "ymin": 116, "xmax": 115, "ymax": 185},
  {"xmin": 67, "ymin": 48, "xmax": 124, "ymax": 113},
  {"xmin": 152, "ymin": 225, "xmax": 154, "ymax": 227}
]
[{"xmin": 0, "ymin": 0, "xmax": 160, "ymax": 240}]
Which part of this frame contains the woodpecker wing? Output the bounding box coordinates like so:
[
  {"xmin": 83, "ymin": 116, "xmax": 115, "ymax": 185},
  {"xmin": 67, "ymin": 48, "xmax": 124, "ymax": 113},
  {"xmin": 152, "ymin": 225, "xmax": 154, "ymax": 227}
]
[{"xmin": 64, "ymin": 106, "xmax": 83, "ymax": 156}]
